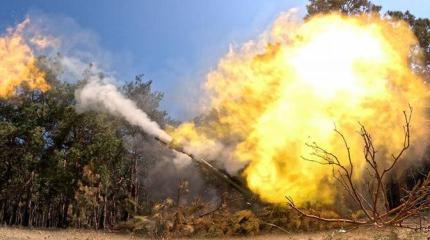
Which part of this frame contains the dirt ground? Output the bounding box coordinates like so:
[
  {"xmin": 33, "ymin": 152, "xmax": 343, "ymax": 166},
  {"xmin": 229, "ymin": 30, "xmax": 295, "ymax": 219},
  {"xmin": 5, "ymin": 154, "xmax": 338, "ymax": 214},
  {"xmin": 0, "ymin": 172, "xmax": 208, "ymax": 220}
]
[{"xmin": 0, "ymin": 226, "xmax": 429, "ymax": 240}]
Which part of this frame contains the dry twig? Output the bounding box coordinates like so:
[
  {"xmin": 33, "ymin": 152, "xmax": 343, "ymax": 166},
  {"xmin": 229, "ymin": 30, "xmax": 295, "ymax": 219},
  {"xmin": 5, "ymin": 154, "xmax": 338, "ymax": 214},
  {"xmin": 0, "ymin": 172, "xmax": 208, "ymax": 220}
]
[{"xmin": 290, "ymin": 106, "xmax": 430, "ymax": 227}]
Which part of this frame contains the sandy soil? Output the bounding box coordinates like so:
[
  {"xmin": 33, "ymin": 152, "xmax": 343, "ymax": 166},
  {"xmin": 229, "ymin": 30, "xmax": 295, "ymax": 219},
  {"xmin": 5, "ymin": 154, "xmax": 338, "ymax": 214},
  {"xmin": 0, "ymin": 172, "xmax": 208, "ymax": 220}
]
[
  {"xmin": 0, "ymin": 227, "xmax": 139, "ymax": 240},
  {"xmin": 0, "ymin": 226, "xmax": 429, "ymax": 240}
]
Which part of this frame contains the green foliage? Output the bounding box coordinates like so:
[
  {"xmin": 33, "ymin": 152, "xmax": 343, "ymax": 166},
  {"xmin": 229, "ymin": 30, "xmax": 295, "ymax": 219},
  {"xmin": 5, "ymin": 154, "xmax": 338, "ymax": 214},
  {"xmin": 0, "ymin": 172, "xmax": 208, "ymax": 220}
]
[
  {"xmin": 306, "ymin": 0, "xmax": 381, "ymax": 17},
  {"xmin": 386, "ymin": 11, "xmax": 430, "ymax": 73},
  {"xmin": 0, "ymin": 58, "xmax": 172, "ymax": 229}
]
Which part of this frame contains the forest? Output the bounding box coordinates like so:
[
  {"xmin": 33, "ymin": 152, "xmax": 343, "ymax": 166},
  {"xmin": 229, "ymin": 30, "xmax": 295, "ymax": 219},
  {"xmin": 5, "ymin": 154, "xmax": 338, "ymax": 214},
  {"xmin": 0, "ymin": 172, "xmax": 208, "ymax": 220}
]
[{"xmin": 1, "ymin": 0, "xmax": 430, "ymax": 238}]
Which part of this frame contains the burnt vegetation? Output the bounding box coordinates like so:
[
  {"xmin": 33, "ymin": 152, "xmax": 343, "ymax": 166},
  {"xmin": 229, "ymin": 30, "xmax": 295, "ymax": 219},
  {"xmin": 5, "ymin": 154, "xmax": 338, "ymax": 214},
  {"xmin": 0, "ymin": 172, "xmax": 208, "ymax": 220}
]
[{"xmin": 1, "ymin": 0, "xmax": 430, "ymax": 238}]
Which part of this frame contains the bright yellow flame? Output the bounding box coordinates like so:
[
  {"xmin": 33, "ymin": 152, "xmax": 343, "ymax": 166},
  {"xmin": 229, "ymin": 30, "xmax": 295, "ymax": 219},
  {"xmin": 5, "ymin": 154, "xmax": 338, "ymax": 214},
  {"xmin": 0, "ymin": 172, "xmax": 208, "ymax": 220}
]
[
  {"xmin": 169, "ymin": 122, "xmax": 222, "ymax": 156},
  {"xmin": 0, "ymin": 18, "xmax": 49, "ymax": 98},
  {"xmin": 171, "ymin": 13, "xmax": 430, "ymax": 206}
]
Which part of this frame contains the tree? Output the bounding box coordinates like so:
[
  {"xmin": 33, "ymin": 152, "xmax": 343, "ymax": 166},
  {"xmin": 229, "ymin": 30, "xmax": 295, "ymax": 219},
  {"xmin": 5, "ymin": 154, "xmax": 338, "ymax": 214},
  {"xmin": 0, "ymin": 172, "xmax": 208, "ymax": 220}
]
[
  {"xmin": 386, "ymin": 11, "xmax": 430, "ymax": 78},
  {"xmin": 306, "ymin": 0, "xmax": 381, "ymax": 17},
  {"xmin": 0, "ymin": 57, "xmax": 175, "ymax": 229}
]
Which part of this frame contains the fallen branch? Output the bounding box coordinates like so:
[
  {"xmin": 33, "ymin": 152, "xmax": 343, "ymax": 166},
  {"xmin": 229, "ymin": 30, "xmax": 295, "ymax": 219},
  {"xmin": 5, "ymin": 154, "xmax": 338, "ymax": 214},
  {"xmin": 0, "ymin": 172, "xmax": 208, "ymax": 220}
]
[
  {"xmin": 286, "ymin": 196, "xmax": 366, "ymax": 224},
  {"xmin": 262, "ymin": 221, "xmax": 291, "ymax": 234}
]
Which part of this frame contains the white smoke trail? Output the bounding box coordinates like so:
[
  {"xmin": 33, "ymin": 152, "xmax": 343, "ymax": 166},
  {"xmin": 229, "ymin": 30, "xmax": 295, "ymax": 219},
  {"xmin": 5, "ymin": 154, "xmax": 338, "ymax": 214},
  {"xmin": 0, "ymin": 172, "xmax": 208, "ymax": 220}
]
[
  {"xmin": 23, "ymin": 12, "xmax": 178, "ymax": 164},
  {"xmin": 75, "ymin": 76, "xmax": 172, "ymax": 143}
]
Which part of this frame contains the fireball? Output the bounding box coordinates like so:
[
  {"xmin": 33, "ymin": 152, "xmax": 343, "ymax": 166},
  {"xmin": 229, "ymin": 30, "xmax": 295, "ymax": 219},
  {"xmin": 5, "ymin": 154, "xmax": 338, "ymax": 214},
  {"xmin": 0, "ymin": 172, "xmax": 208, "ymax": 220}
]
[
  {"xmin": 0, "ymin": 18, "xmax": 49, "ymax": 98},
  {"xmin": 171, "ymin": 12, "xmax": 429, "ymax": 206}
]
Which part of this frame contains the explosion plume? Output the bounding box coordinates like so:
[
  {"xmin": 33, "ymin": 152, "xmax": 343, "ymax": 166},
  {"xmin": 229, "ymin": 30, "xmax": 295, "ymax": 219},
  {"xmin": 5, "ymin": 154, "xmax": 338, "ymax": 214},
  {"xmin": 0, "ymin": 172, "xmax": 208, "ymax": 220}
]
[
  {"xmin": 170, "ymin": 12, "xmax": 430, "ymax": 206},
  {"xmin": 0, "ymin": 18, "xmax": 49, "ymax": 98}
]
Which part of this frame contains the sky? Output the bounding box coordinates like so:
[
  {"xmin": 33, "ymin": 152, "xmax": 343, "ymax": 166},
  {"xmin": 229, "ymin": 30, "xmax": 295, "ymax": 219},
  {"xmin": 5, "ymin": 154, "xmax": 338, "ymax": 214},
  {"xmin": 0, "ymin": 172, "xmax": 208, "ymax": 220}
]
[{"xmin": 0, "ymin": 0, "xmax": 429, "ymax": 119}]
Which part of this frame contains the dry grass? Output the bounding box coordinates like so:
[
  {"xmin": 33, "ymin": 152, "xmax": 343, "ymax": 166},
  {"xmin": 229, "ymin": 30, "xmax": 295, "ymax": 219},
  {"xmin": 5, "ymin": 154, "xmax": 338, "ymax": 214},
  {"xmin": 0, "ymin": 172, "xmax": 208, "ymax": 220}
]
[
  {"xmin": 0, "ymin": 227, "xmax": 139, "ymax": 240},
  {"xmin": 0, "ymin": 226, "xmax": 428, "ymax": 240}
]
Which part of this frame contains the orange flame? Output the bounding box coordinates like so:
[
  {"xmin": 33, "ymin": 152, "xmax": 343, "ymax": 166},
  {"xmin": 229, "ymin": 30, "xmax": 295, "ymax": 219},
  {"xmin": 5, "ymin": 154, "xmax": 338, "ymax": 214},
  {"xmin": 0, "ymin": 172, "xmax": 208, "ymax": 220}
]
[
  {"xmin": 170, "ymin": 12, "xmax": 430, "ymax": 206},
  {"xmin": 0, "ymin": 18, "xmax": 49, "ymax": 98}
]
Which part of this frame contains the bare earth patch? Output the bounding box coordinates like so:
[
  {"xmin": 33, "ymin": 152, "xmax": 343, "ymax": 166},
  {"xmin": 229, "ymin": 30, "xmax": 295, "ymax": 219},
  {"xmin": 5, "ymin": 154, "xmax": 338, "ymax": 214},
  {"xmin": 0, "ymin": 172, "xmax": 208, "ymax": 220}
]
[
  {"xmin": 0, "ymin": 226, "xmax": 429, "ymax": 240},
  {"xmin": 0, "ymin": 227, "xmax": 139, "ymax": 240}
]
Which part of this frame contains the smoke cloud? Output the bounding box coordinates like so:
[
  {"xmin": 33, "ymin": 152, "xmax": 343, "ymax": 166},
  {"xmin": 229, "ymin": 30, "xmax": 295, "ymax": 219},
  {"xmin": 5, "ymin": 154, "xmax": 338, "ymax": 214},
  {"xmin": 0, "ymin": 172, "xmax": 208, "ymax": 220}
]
[
  {"xmin": 75, "ymin": 76, "xmax": 172, "ymax": 143},
  {"xmin": 0, "ymin": 11, "xmax": 219, "ymax": 204},
  {"xmin": 15, "ymin": 12, "xmax": 173, "ymax": 144}
]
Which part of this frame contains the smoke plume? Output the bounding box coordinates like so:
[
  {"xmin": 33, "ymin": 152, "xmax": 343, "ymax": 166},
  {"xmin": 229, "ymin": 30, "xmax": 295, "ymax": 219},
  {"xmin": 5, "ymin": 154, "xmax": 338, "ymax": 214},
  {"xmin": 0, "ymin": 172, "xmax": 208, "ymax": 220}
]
[
  {"xmin": 14, "ymin": 13, "xmax": 173, "ymax": 144},
  {"xmin": 0, "ymin": 12, "xmax": 212, "ymax": 202},
  {"xmin": 75, "ymin": 75, "xmax": 172, "ymax": 143}
]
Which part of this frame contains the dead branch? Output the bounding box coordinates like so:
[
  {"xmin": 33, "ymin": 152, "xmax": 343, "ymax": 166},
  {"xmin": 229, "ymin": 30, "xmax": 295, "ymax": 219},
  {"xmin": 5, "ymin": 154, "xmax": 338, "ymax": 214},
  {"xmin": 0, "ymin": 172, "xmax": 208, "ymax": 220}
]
[
  {"xmin": 198, "ymin": 200, "xmax": 223, "ymax": 218},
  {"xmin": 262, "ymin": 222, "xmax": 291, "ymax": 234},
  {"xmin": 286, "ymin": 196, "xmax": 366, "ymax": 224},
  {"xmin": 290, "ymin": 106, "xmax": 430, "ymax": 228}
]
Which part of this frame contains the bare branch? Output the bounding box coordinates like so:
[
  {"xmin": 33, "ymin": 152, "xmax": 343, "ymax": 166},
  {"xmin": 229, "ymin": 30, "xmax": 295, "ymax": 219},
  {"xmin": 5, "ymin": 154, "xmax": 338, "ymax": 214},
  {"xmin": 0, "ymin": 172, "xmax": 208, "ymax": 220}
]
[
  {"xmin": 286, "ymin": 196, "xmax": 366, "ymax": 224},
  {"xmin": 296, "ymin": 106, "xmax": 425, "ymax": 228},
  {"xmin": 383, "ymin": 106, "xmax": 412, "ymax": 176}
]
